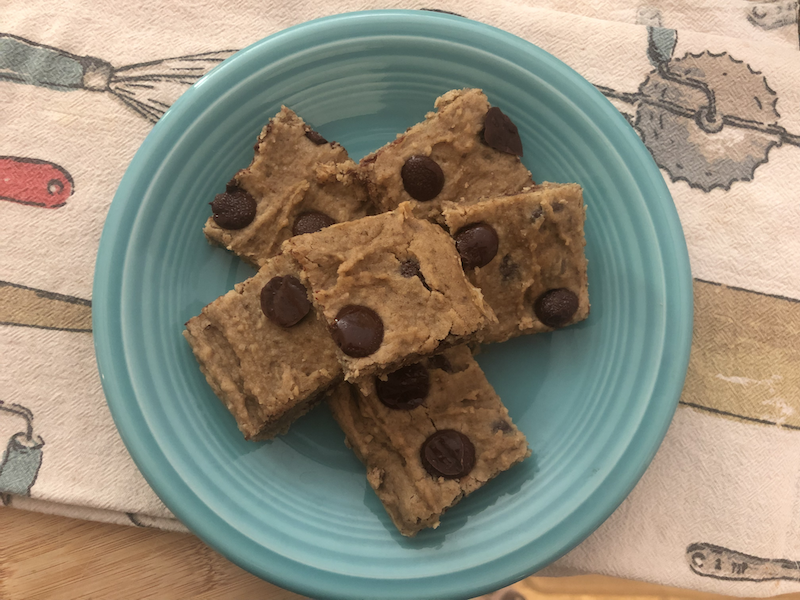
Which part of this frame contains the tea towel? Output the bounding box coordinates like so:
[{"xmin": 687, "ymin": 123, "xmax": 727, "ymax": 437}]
[{"xmin": 1, "ymin": 0, "xmax": 799, "ymax": 596}]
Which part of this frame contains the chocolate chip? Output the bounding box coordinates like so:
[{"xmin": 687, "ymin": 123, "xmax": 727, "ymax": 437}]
[
  {"xmin": 499, "ymin": 254, "xmax": 519, "ymax": 281},
  {"xmin": 401, "ymin": 155, "xmax": 444, "ymax": 202},
  {"xmin": 492, "ymin": 420, "xmax": 513, "ymax": 434},
  {"xmin": 482, "ymin": 107, "xmax": 523, "ymax": 156},
  {"xmin": 400, "ymin": 258, "xmax": 420, "ymax": 278},
  {"xmin": 210, "ymin": 187, "xmax": 257, "ymax": 230},
  {"xmin": 552, "ymin": 201, "xmax": 565, "ymax": 213},
  {"xmin": 332, "ymin": 305, "xmax": 384, "ymax": 357},
  {"xmin": 534, "ymin": 288, "xmax": 579, "ymax": 328},
  {"xmin": 530, "ymin": 206, "xmax": 543, "ymax": 221},
  {"xmin": 421, "ymin": 430, "xmax": 475, "ymax": 479},
  {"xmin": 292, "ymin": 211, "xmax": 336, "ymax": 236},
  {"xmin": 454, "ymin": 223, "xmax": 499, "ymax": 270},
  {"xmin": 399, "ymin": 258, "xmax": 431, "ymax": 291},
  {"xmin": 427, "ymin": 354, "xmax": 453, "ymax": 373},
  {"xmin": 375, "ymin": 363, "xmax": 430, "ymax": 410},
  {"xmin": 304, "ymin": 129, "xmax": 328, "ymax": 145},
  {"xmin": 260, "ymin": 275, "xmax": 311, "ymax": 328}
]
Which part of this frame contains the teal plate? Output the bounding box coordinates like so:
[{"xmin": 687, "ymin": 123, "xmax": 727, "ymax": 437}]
[{"xmin": 93, "ymin": 10, "xmax": 692, "ymax": 600}]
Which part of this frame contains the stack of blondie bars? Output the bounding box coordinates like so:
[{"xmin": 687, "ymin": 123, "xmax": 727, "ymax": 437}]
[{"xmin": 184, "ymin": 89, "xmax": 589, "ymax": 536}]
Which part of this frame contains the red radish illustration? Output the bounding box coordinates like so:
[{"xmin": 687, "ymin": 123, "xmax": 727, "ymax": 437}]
[{"xmin": 0, "ymin": 157, "xmax": 74, "ymax": 208}]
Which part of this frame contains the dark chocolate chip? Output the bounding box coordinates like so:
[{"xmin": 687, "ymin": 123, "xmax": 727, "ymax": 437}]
[
  {"xmin": 305, "ymin": 129, "xmax": 328, "ymax": 145},
  {"xmin": 260, "ymin": 275, "xmax": 311, "ymax": 328},
  {"xmin": 534, "ymin": 288, "xmax": 579, "ymax": 328},
  {"xmin": 427, "ymin": 354, "xmax": 453, "ymax": 373},
  {"xmin": 292, "ymin": 211, "xmax": 336, "ymax": 236},
  {"xmin": 332, "ymin": 305, "xmax": 384, "ymax": 357},
  {"xmin": 375, "ymin": 363, "xmax": 430, "ymax": 410},
  {"xmin": 420, "ymin": 430, "xmax": 475, "ymax": 479},
  {"xmin": 492, "ymin": 420, "xmax": 513, "ymax": 434},
  {"xmin": 399, "ymin": 258, "xmax": 431, "ymax": 291},
  {"xmin": 552, "ymin": 201, "xmax": 565, "ymax": 213},
  {"xmin": 454, "ymin": 223, "xmax": 499, "ymax": 270},
  {"xmin": 401, "ymin": 155, "xmax": 444, "ymax": 202},
  {"xmin": 400, "ymin": 258, "xmax": 420, "ymax": 278},
  {"xmin": 530, "ymin": 206, "xmax": 543, "ymax": 221},
  {"xmin": 482, "ymin": 106, "xmax": 523, "ymax": 156},
  {"xmin": 210, "ymin": 187, "xmax": 257, "ymax": 230},
  {"xmin": 499, "ymin": 254, "xmax": 519, "ymax": 281}
]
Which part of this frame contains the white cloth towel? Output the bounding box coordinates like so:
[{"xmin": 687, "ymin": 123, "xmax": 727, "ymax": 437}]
[{"xmin": 1, "ymin": 0, "xmax": 799, "ymax": 596}]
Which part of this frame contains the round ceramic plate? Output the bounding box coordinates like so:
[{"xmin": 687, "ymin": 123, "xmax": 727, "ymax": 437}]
[{"xmin": 93, "ymin": 10, "xmax": 693, "ymax": 600}]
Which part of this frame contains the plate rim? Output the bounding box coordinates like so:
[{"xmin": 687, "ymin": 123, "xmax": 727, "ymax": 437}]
[{"xmin": 92, "ymin": 9, "xmax": 694, "ymax": 599}]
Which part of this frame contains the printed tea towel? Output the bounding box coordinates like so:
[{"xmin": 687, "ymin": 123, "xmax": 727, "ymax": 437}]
[{"xmin": 1, "ymin": 0, "xmax": 799, "ymax": 596}]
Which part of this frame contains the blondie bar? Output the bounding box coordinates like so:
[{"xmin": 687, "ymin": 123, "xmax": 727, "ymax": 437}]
[
  {"xmin": 442, "ymin": 183, "xmax": 589, "ymax": 343},
  {"xmin": 283, "ymin": 203, "xmax": 496, "ymax": 381},
  {"xmin": 328, "ymin": 346, "xmax": 530, "ymax": 536},
  {"xmin": 183, "ymin": 253, "xmax": 341, "ymax": 439},
  {"xmin": 204, "ymin": 107, "xmax": 370, "ymax": 267},
  {"xmin": 358, "ymin": 88, "xmax": 534, "ymax": 221}
]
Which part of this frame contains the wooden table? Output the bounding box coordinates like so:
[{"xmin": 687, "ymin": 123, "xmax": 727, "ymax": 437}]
[{"xmin": 3, "ymin": 506, "xmax": 795, "ymax": 600}]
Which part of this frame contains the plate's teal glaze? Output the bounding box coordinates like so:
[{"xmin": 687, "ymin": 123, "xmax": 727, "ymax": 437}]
[{"xmin": 93, "ymin": 11, "xmax": 693, "ymax": 600}]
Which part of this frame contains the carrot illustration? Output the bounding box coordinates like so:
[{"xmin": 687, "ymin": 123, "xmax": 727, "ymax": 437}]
[
  {"xmin": 0, "ymin": 33, "xmax": 235, "ymax": 122},
  {"xmin": 0, "ymin": 156, "xmax": 74, "ymax": 208}
]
